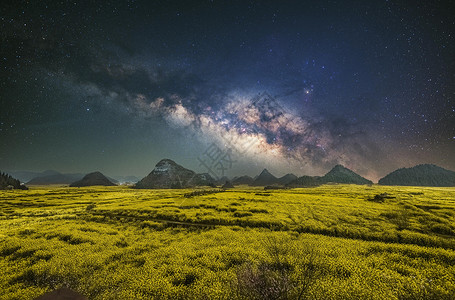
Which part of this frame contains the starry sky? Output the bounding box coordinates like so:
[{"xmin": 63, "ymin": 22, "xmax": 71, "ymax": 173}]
[{"xmin": 1, "ymin": 0, "xmax": 454, "ymax": 182}]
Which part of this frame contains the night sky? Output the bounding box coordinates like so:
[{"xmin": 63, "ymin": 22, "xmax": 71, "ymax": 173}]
[{"xmin": 1, "ymin": 0, "xmax": 454, "ymax": 182}]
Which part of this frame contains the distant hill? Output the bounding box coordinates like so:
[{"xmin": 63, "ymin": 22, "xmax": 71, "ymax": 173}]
[
  {"xmin": 321, "ymin": 165, "xmax": 373, "ymax": 185},
  {"xmin": 6, "ymin": 170, "xmax": 60, "ymax": 183},
  {"xmin": 277, "ymin": 173, "xmax": 298, "ymax": 185},
  {"xmin": 135, "ymin": 159, "xmax": 214, "ymax": 189},
  {"xmin": 378, "ymin": 164, "xmax": 455, "ymax": 187},
  {"xmin": 27, "ymin": 173, "xmax": 84, "ymax": 185},
  {"xmin": 188, "ymin": 173, "xmax": 216, "ymax": 187},
  {"xmin": 69, "ymin": 172, "xmax": 116, "ymax": 187},
  {"xmin": 287, "ymin": 165, "xmax": 372, "ymax": 187},
  {"xmin": 27, "ymin": 171, "xmax": 118, "ymax": 185},
  {"xmin": 232, "ymin": 175, "xmax": 254, "ymax": 185},
  {"xmin": 222, "ymin": 180, "xmax": 234, "ymax": 189},
  {"xmin": 0, "ymin": 172, "xmax": 28, "ymax": 190},
  {"xmin": 286, "ymin": 175, "xmax": 322, "ymax": 188},
  {"xmin": 215, "ymin": 176, "xmax": 231, "ymax": 185},
  {"xmin": 250, "ymin": 169, "xmax": 278, "ymax": 186}
]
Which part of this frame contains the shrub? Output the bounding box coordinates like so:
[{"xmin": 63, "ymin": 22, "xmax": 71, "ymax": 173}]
[{"xmin": 235, "ymin": 236, "xmax": 320, "ymax": 300}]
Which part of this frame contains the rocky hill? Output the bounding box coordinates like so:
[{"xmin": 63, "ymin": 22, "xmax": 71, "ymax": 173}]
[
  {"xmin": 378, "ymin": 164, "xmax": 455, "ymax": 187},
  {"xmin": 277, "ymin": 173, "xmax": 298, "ymax": 185},
  {"xmin": 215, "ymin": 176, "xmax": 230, "ymax": 185},
  {"xmin": 250, "ymin": 169, "xmax": 278, "ymax": 186},
  {"xmin": 286, "ymin": 175, "xmax": 322, "ymax": 188},
  {"xmin": 287, "ymin": 165, "xmax": 372, "ymax": 187},
  {"xmin": 69, "ymin": 172, "xmax": 116, "ymax": 187},
  {"xmin": 135, "ymin": 159, "xmax": 214, "ymax": 189},
  {"xmin": 321, "ymin": 165, "xmax": 372, "ymax": 185},
  {"xmin": 188, "ymin": 173, "xmax": 216, "ymax": 187},
  {"xmin": 232, "ymin": 175, "xmax": 254, "ymax": 185},
  {"xmin": 222, "ymin": 180, "xmax": 234, "ymax": 189}
]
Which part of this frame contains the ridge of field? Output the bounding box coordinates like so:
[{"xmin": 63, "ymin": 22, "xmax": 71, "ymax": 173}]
[{"xmin": 1, "ymin": 185, "xmax": 454, "ymax": 299}]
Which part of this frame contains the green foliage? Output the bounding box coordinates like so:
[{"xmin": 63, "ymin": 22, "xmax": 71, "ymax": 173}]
[
  {"xmin": 1, "ymin": 185, "xmax": 455, "ymax": 299},
  {"xmin": 0, "ymin": 171, "xmax": 28, "ymax": 190}
]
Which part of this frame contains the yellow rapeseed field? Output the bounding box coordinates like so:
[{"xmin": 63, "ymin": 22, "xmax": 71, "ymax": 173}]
[{"xmin": 1, "ymin": 185, "xmax": 454, "ymax": 299}]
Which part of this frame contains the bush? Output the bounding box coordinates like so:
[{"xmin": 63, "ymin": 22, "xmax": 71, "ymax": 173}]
[{"xmin": 235, "ymin": 236, "xmax": 320, "ymax": 300}]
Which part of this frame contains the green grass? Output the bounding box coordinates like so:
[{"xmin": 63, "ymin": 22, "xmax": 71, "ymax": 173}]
[{"xmin": 1, "ymin": 185, "xmax": 455, "ymax": 299}]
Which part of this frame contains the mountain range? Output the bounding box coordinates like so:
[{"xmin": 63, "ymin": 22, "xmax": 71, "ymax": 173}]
[
  {"xmin": 4, "ymin": 161, "xmax": 454, "ymax": 189},
  {"xmin": 5, "ymin": 170, "xmax": 138, "ymax": 185},
  {"xmin": 27, "ymin": 173, "xmax": 85, "ymax": 185},
  {"xmin": 133, "ymin": 160, "xmax": 373, "ymax": 189},
  {"xmin": 232, "ymin": 175, "xmax": 254, "ymax": 185},
  {"xmin": 249, "ymin": 169, "xmax": 297, "ymax": 186},
  {"xmin": 6, "ymin": 170, "xmax": 68, "ymax": 183},
  {"xmin": 378, "ymin": 164, "xmax": 455, "ymax": 187},
  {"xmin": 286, "ymin": 165, "xmax": 372, "ymax": 187}
]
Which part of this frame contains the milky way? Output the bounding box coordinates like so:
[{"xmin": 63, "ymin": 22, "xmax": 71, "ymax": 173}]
[{"xmin": 1, "ymin": 1, "xmax": 454, "ymax": 180}]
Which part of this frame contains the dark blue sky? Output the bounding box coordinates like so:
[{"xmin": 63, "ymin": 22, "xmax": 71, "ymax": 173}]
[{"xmin": 1, "ymin": 0, "xmax": 454, "ymax": 181}]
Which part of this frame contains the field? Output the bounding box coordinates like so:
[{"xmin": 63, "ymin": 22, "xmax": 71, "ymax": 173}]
[{"xmin": 1, "ymin": 185, "xmax": 455, "ymax": 299}]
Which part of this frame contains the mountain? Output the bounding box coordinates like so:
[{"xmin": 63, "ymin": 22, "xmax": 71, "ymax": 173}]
[
  {"xmin": 6, "ymin": 170, "xmax": 60, "ymax": 183},
  {"xmin": 188, "ymin": 173, "xmax": 216, "ymax": 186},
  {"xmin": 378, "ymin": 164, "xmax": 455, "ymax": 187},
  {"xmin": 222, "ymin": 180, "xmax": 234, "ymax": 189},
  {"xmin": 135, "ymin": 159, "xmax": 214, "ymax": 189},
  {"xmin": 277, "ymin": 173, "xmax": 298, "ymax": 185},
  {"xmin": 250, "ymin": 169, "xmax": 278, "ymax": 186},
  {"xmin": 69, "ymin": 172, "xmax": 117, "ymax": 187},
  {"xmin": 232, "ymin": 175, "xmax": 254, "ymax": 185},
  {"xmin": 215, "ymin": 176, "xmax": 230, "ymax": 185},
  {"xmin": 287, "ymin": 165, "xmax": 372, "ymax": 187},
  {"xmin": 27, "ymin": 173, "xmax": 84, "ymax": 185},
  {"xmin": 321, "ymin": 165, "xmax": 373, "ymax": 185},
  {"xmin": 0, "ymin": 172, "xmax": 28, "ymax": 190},
  {"xmin": 27, "ymin": 171, "xmax": 118, "ymax": 185},
  {"xmin": 286, "ymin": 175, "xmax": 322, "ymax": 188}
]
